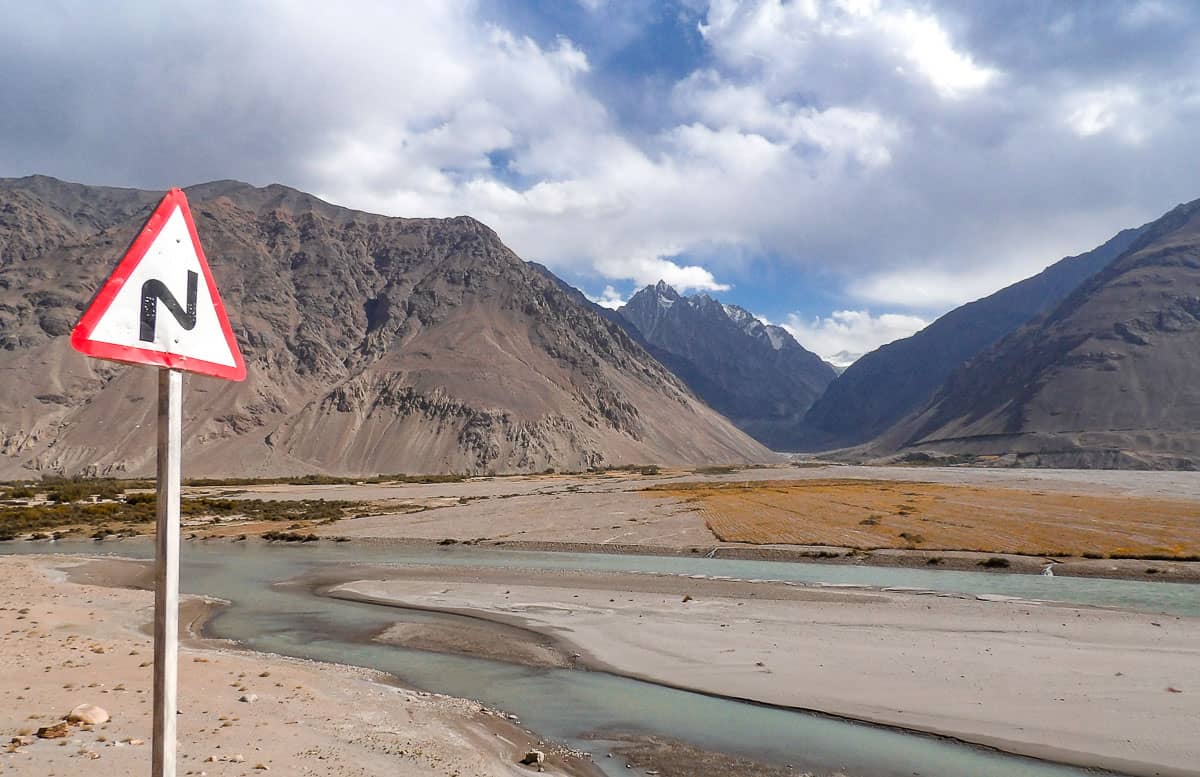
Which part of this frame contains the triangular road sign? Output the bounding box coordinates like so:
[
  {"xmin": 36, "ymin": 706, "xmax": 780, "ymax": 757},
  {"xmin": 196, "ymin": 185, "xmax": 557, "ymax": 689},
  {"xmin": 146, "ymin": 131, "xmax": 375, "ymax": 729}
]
[{"xmin": 71, "ymin": 188, "xmax": 246, "ymax": 381}]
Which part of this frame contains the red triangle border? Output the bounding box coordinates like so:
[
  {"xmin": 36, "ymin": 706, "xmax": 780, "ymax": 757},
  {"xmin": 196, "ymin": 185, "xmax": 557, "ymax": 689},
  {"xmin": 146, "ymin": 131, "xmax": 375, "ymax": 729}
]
[{"xmin": 70, "ymin": 188, "xmax": 247, "ymax": 382}]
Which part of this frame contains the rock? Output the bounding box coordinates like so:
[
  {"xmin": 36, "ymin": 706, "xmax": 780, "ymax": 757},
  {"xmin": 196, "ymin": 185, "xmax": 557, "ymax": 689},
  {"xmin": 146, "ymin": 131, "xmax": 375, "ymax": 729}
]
[
  {"xmin": 519, "ymin": 750, "xmax": 546, "ymax": 771},
  {"xmin": 67, "ymin": 703, "xmax": 110, "ymax": 725},
  {"xmin": 230, "ymin": 754, "xmax": 246, "ymax": 763},
  {"xmin": 238, "ymin": 694, "xmax": 258, "ymax": 703},
  {"xmin": 36, "ymin": 722, "xmax": 70, "ymax": 739}
]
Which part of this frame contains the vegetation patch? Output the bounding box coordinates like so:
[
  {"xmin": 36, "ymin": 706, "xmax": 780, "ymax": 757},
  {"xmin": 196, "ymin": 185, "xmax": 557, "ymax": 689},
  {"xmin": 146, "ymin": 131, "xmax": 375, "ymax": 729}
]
[
  {"xmin": 644, "ymin": 478, "xmax": 1200, "ymax": 558},
  {"xmin": 693, "ymin": 465, "xmax": 740, "ymax": 475},
  {"xmin": 261, "ymin": 531, "xmax": 320, "ymax": 542},
  {"xmin": 590, "ymin": 464, "xmax": 661, "ymax": 476},
  {"xmin": 0, "ymin": 487, "xmax": 360, "ymax": 539},
  {"xmin": 184, "ymin": 473, "xmax": 469, "ymax": 486}
]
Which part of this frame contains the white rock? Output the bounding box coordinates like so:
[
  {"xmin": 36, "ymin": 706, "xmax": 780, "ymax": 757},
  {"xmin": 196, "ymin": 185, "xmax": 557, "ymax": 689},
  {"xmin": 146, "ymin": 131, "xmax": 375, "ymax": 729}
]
[{"xmin": 67, "ymin": 704, "xmax": 110, "ymax": 725}]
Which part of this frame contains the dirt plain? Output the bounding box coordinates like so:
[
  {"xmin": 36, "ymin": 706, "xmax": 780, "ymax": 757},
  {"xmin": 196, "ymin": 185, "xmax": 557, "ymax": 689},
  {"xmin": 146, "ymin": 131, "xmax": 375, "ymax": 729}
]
[{"xmin": 215, "ymin": 464, "xmax": 1200, "ymax": 578}]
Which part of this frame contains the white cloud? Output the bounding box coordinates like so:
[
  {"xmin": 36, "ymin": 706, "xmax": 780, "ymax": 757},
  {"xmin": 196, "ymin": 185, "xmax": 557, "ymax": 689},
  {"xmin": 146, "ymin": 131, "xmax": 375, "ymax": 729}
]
[
  {"xmin": 880, "ymin": 9, "xmax": 999, "ymax": 98},
  {"xmin": 848, "ymin": 267, "xmax": 1019, "ymax": 309},
  {"xmin": 1064, "ymin": 86, "xmax": 1147, "ymax": 144},
  {"xmin": 699, "ymin": 0, "xmax": 999, "ymax": 99},
  {"xmin": 782, "ymin": 309, "xmax": 928, "ymax": 365},
  {"xmin": 673, "ymin": 71, "xmax": 900, "ymax": 166},
  {"xmin": 4, "ymin": 0, "xmax": 1200, "ymax": 322},
  {"xmin": 587, "ymin": 285, "xmax": 628, "ymax": 309}
]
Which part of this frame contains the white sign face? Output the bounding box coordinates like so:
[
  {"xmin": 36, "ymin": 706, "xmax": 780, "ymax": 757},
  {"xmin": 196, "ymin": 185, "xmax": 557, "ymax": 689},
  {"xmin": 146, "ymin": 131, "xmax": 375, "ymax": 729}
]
[
  {"xmin": 88, "ymin": 206, "xmax": 235, "ymax": 365},
  {"xmin": 71, "ymin": 188, "xmax": 246, "ymax": 381}
]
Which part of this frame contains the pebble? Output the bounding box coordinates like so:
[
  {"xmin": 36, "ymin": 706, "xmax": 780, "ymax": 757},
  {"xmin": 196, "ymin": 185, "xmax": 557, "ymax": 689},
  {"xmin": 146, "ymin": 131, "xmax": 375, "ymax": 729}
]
[{"xmin": 36, "ymin": 722, "xmax": 70, "ymax": 739}]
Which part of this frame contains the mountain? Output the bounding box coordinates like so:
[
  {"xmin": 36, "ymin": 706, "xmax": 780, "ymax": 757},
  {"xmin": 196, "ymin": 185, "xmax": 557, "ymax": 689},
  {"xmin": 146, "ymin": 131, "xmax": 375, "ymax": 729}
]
[
  {"xmin": 883, "ymin": 198, "xmax": 1200, "ymax": 469},
  {"xmin": 616, "ymin": 282, "xmax": 836, "ymax": 450},
  {"xmin": 800, "ymin": 223, "xmax": 1148, "ymax": 450},
  {"xmin": 0, "ymin": 175, "xmax": 771, "ymax": 478}
]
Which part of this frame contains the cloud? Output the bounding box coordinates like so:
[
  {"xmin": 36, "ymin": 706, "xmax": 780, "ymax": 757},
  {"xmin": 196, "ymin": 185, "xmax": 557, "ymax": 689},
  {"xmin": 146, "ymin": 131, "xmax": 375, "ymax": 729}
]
[
  {"xmin": 880, "ymin": 8, "xmax": 1000, "ymax": 98},
  {"xmin": 1063, "ymin": 86, "xmax": 1148, "ymax": 144},
  {"xmin": 782, "ymin": 309, "xmax": 929, "ymax": 365},
  {"xmin": 586, "ymin": 285, "xmax": 628, "ymax": 309},
  {"xmin": 848, "ymin": 266, "xmax": 1036, "ymax": 310},
  {"xmin": 3, "ymin": 0, "xmax": 1200, "ymax": 328},
  {"xmin": 699, "ymin": 0, "xmax": 999, "ymax": 100}
]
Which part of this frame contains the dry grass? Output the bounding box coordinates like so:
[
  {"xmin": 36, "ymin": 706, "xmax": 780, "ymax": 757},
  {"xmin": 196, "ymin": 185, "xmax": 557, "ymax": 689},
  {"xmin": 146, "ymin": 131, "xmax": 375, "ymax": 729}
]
[{"xmin": 648, "ymin": 479, "xmax": 1200, "ymax": 558}]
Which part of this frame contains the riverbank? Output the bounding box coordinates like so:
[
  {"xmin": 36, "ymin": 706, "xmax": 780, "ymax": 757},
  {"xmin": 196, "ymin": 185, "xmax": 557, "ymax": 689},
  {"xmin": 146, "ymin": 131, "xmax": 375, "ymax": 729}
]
[
  {"xmin": 307, "ymin": 535, "xmax": 1200, "ymax": 583},
  {"xmin": 325, "ymin": 562, "xmax": 1200, "ymax": 777},
  {"xmin": 8, "ymin": 464, "xmax": 1200, "ymax": 584},
  {"xmin": 0, "ymin": 554, "xmax": 600, "ymax": 777}
]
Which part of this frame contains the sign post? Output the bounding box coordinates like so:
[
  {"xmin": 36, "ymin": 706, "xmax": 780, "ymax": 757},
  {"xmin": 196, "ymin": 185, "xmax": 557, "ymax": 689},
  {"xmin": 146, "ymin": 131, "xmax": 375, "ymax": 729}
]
[
  {"xmin": 70, "ymin": 188, "xmax": 246, "ymax": 777},
  {"xmin": 152, "ymin": 368, "xmax": 183, "ymax": 776}
]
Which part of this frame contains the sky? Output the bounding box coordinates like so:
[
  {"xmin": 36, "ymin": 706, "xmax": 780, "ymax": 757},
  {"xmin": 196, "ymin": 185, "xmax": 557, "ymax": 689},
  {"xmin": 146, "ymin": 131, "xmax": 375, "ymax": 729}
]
[{"xmin": 3, "ymin": 1, "xmax": 1200, "ymax": 364}]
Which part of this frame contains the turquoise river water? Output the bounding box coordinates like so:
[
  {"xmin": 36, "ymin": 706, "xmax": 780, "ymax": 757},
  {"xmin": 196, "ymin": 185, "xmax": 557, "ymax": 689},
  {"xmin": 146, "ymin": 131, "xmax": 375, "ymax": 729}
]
[{"xmin": 6, "ymin": 539, "xmax": 1193, "ymax": 776}]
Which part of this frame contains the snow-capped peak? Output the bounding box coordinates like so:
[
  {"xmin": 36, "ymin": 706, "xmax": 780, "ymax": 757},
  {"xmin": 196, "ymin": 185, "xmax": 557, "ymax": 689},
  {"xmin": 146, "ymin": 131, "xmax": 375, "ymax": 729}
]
[
  {"xmin": 722, "ymin": 303, "xmax": 752, "ymax": 324},
  {"xmin": 763, "ymin": 324, "xmax": 789, "ymax": 351}
]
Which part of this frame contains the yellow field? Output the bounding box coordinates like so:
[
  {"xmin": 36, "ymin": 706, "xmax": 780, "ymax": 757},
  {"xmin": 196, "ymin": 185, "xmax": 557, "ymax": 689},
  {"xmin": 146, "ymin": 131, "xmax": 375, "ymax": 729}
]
[{"xmin": 648, "ymin": 479, "xmax": 1200, "ymax": 558}]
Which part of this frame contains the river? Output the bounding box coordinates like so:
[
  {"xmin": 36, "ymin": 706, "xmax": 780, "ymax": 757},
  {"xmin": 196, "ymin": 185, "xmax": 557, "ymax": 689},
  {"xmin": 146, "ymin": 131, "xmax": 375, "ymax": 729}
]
[{"xmin": 8, "ymin": 538, "xmax": 1189, "ymax": 776}]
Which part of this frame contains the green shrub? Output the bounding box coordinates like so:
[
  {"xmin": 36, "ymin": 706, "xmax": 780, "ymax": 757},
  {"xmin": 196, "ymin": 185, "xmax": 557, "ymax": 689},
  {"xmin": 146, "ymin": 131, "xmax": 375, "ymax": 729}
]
[
  {"xmin": 0, "ymin": 496, "xmax": 356, "ymax": 534},
  {"xmin": 262, "ymin": 531, "xmax": 319, "ymax": 542}
]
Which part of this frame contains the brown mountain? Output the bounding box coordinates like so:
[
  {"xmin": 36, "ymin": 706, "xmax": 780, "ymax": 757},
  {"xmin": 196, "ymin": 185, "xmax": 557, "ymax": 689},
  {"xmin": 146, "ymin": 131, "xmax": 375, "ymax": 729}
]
[
  {"xmin": 881, "ymin": 198, "xmax": 1200, "ymax": 469},
  {"xmin": 800, "ymin": 223, "xmax": 1147, "ymax": 450},
  {"xmin": 0, "ymin": 175, "xmax": 770, "ymax": 478}
]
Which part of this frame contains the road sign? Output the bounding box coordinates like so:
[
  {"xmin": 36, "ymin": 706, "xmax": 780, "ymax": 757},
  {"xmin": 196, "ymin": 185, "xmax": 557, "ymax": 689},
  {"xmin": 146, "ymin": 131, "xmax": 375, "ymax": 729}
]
[
  {"xmin": 70, "ymin": 188, "xmax": 246, "ymax": 381},
  {"xmin": 70, "ymin": 188, "xmax": 245, "ymax": 777}
]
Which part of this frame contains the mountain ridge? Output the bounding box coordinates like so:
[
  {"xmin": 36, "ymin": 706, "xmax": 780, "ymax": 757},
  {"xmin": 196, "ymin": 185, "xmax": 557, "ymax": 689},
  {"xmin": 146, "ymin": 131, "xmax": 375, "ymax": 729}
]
[
  {"xmin": 874, "ymin": 196, "xmax": 1200, "ymax": 469},
  {"xmin": 617, "ymin": 282, "xmax": 836, "ymax": 450},
  {"xmin": 0, "ymin": 176, "xmax": 771, "ymax": 478},
  {"xmin": 800, "ymin": 220, "xmax": 1150, "ymax": 450}
]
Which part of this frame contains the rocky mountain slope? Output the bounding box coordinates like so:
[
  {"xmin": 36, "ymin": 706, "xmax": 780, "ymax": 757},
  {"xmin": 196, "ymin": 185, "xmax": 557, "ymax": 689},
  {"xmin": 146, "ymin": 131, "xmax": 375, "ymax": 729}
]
[
  {"xmin": 882, "ymin": 198, "xmax": 1200, "ymax": 469},
  {"xmin": 801, "ymin": 225, "xmax": 1147, "ymax": 450},
  {"xmin": 801, "ymin": 223, "xmax": 1147, "ymax": 448},
  {"xmin": 0, "ymin": 176, "xmax": 771, "ymax": 478},
  {"xmin": 617, "ymin": 282, "xmax": 836, "ymax": 450}
]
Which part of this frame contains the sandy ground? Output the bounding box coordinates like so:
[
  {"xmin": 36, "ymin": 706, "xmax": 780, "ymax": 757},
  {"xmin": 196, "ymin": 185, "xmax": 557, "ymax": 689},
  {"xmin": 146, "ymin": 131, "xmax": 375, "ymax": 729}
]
[
  {"xmin": 0, "ymin": 555, "xmax": 598, "ymax": 777},
  {"xmin": 329, "ymin": 564, "xmax": 1200, "ymax": 777}
]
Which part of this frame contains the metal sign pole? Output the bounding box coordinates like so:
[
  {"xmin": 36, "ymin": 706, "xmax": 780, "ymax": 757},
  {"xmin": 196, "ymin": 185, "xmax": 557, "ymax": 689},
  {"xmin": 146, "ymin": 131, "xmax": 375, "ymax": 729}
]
[{"xmin": 152, "ymin": 368, "xmax": 183, "ymax": 777}]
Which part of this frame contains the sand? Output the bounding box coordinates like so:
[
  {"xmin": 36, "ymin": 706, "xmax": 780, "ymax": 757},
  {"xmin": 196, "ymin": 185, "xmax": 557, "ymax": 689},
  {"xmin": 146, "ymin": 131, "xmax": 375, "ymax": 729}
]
[
  {"xmin": 0, "ymin": 555, "xmax": 598, "ymax": 777},
  {"xmin": 331, "ymin": 564, "xmax": 1200, "ymax": 777}
]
